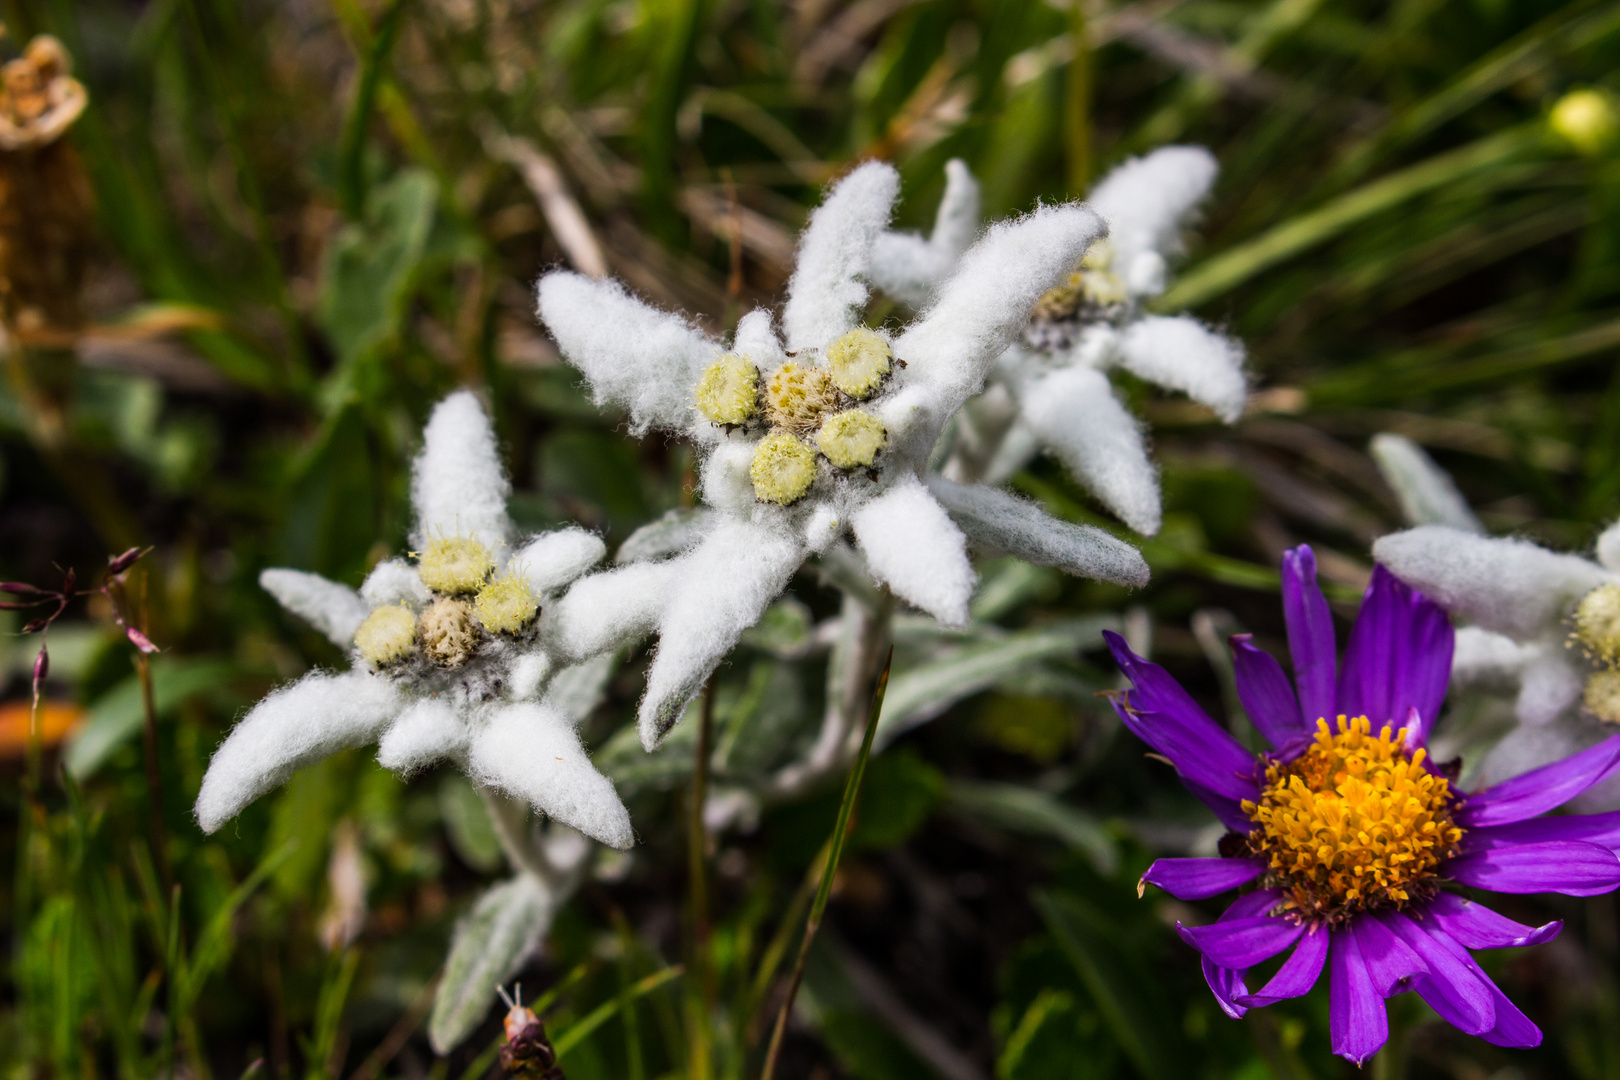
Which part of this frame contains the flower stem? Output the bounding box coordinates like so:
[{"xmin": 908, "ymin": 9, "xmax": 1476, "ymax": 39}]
[
  {"xmin": 687, "ymin": 677, "xmax": 717, "ymax": 1080},
  {"xmin": 759, "ymin": 647, "xmax": 894, "ymax": 1080},
  {"xmin": 137, "ymin": 650, "xmax": 174, "ymax": 895}
]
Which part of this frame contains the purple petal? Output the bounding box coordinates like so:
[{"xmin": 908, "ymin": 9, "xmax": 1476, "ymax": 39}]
[
  {"xmin": 1230, "ymin": 635, "xmax": 1306, "ymax": 748},
  {"xmin": 1447, "ymin": 840, "xmax": 1620, "ymax": 897},
  {"xmin": 1460, "ymin": 809, "xmax": 1620, "ymax": 854},
  {"xmin": 1141, "ymin": 858, "xmax": 1267, "ymax": 901},
  {"xmin": 1178, "ymin": 915, "xmax": 1304, "ymax": 970},
  {"xmin": 1380, "ymin": 912, "xmax": 1494, "ymax": 1035},
  {"xmin": 1202, "ymin": 957, "xmax": 1249, "ymax": 1019},
  {"xmin": 1235, "ymin": 924, "xmax": 1329, "ymax": 1007},
  {"xmin": 1351, "ymin": 914, "xmax": 1428, "ymax": 997},
  {"xmin": 1426, "ymin": 892, "xmax": 1561, "ymax": 950},
  {"xmin": 1281, "ymin": 546, "xmax": 1337, "ymax": 725},
  {"xmin": 1337, "ymin": 565, "xmax": 1453, "ymax": 744},
  {"xmin": 1104, "ymin": 631, "xmax": 1261, "ymax": 802},
  {"xmin": 1456, "ymin": 734, "xmax": 1620, "ymax": 826},
  {"xmin": 1329, "ymin": 928, "xmax": 1389, "ymax": 1066},
  {"xmin": 1221, "ymin": 887, "xmax": 1287, "ymax": 922}
]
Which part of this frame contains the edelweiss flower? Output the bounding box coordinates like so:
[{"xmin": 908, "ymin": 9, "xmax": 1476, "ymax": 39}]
[
  {"xmin": 1115, "ymin": 545, "xmax": 1620, "ymax": 1063},
  {"xmin": 537, "ymin": 161, "xmax": 1148, "ymax": 749},
  {"xmin": 869, "ymin": 147, "xmax": 1247, "ymax": 535},
  {"xmin": 194, "ymin": 391, "xmax": 633, "ymax": 849}
]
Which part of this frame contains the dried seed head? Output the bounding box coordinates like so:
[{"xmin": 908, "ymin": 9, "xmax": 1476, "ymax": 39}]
[
  {"xmin": 815, "ymin": 409, "xmax": 887, "ymax": 469},
  {"xmin": 764, "ymin": 362, "xmax": 836, "ymax": 434},
  {"xmin": 354, "ymin": 604, "xmax": 418, "ymax": 668},
  {"xmin": 825, "ymin": 328, "xmax": 891, "ymax": 399},
  {"xmin": 418, "ymin": 536, "xmax": 494, "ymax": 595},
  {"xmin": 420, "ymin": 597, "xmax": 481, "ymax": 668},
  {"xmin": 476, "ymin": 574, "xmax": 539, "ymax": 635},
  {"xmin": 750, "ymin": 432, "xmax": 817, "ymax": 505},
  {"xmin": 695, "ymin": 353, "xmax": 758, "ymax": 425}
]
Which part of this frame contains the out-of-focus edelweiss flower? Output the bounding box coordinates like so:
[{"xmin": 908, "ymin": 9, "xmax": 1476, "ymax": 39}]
[
  {"xmin": 536, "ymin": 161, "xmax": 1149, "ymax": 750},
  {"xmin": 868, "ymin": 147, "xmax": 1247, "ymax": 535},
  {"xmin": 194, "ymin": 391, "xmax": 633, "ymax": 849}
]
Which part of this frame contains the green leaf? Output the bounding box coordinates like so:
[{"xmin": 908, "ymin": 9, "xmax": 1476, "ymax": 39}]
[
  {"xmin": 64, "ymin": 659, "xmax": 241, "ymax": 779},
  {"xmin": 946, "ymin": 781, "xmax": 1116, "ymax": 876},
  {"xmin": 438, "ymin": 775, "xmax": 504, "ymax": 874},
  {"xmin": 430, "ymin": 875, "xmax": 559, "ymax": 1054}
]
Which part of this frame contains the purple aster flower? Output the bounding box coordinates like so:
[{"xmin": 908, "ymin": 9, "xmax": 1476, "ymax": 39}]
[{"xmin": 1109, "ymin": 544, "xmax": 1620, "ymax": 1065}]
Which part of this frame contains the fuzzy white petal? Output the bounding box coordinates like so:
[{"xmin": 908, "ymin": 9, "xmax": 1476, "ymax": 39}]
[
  {"xmin": 536, "ymin": 272, "xmax": 717, "ymax": 434},
  {"xmin": 732, "ymin": 308, "xmax": 787, "ymax": 369},
  {"xmin": 1088, "ymin": 145, "xmax": 1217, "ymax": 286},
  {"xmin": 1020, "ymin": 366, "xmax": 1160, "ymax": 535},
  {"xmin": 513, "ymin": 528, "xmax": 607, "ymax": 593},
  {"xmin": 259, "ymin": 569, "xmax": 369, "ymax": 647},
  {"xmin": 376, "ymin": 697, "xmax": 467, "ymax": 773},
  {"xmin": 638, "ymin": 517, "xmax": 807, "ymax": 748},
  {"xmin": 359, "ymin": 559, "xmax": 431, "ymax": 607},
  {"xmin": 1516, "ymin": 650, "xmax": 1584, "ymax": 727},
  {"xmin": 782, "ymin": 161, "xmax": 899, "ymax": 353},
  {"xmin": 1598, "ymin": 519, "xmax": 1620, "ymax": 572},
  {"xmin": 467, "ymin": 702, "xmax": 633, "ymax": 849},
  {"xmin": 1369, "ymin": 434, "xmax": 1483, "ymax": 534},
  {"xmin": 617, "ymin": 508, "xmax": 711, "ymax": 564},
  {"xmin": 508, "ymin": 650, "xmax": 553, "ymax": 701},
  {"xmin": 411, "ymin": 391, "xmax": 513, "ymax": 549},
  {"xmin": 924, "ymin": 475, "xmax": 1148, "ymax": 587},
  {"xmin": 894, "ymin": 203, "xmax": 1106, "ymax": 450},
  {"xmin": 1113, "ymin": 315, "xmax": 1246, "ymax": 423},
  {"xmin": 542, "ymin": 653, "xmax": 617, "ymax": 725},
  {"xmin": 700, "ymin": 437, "xmax": 759, "ymax": 513},
  {"xmin": 195, "ymin": 670, "xmax": 400, "ymax": 833},
  {"xmin": 1373, "ymin": 526, "xmax": 1612, "ymax": 639},
  {"xmin": 1450, "ymin": 626, "xmax": 1528, "ymax": 687},
  {"xmin": 543, "ymin": 560, "xmax": 680, "ymax": 662},
  {"xmin": 852, "ymin": 476, "xmax": 974, "ymax": 626},
  {"xmin": 869, "ymin": 159, "xmax": 981, "ymax": 308}
]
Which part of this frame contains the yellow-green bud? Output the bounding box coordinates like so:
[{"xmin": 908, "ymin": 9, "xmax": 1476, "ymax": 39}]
[
  {"xmin": 1081, "ymin": 238, "xmax": 1114, "ymax": 272},
  {"xmin": 815, "ymin": 409, "xmax": 887, "ymax": 469},
  {"xmin": 695, "ymin": 353, "xmax": 758, "ymax": 425},
  {"xmin": 1586, "ymin": 669, "xmax": 1620, "ymax": 724},
  {"xmin": 476, "ymin": 574, "xmax": 539, "ymax": 635},
  {"xmin": 826, "ymin": 327, "xmax": 892, "ymax": 399},
  {"xmin": 1574, "ymin": 583, "xmax": 1620, "ymax": 667},
  {"xmin": 355, "ymin": 604, "xmax": 417, "ymax": 668},
  {"xmin": 418, "ymin": 536, "xmax": 494, "ymax": 595},
  {"xmin": 420, "ymin": 597, "xmax": 481, "ymax": 668},
  {"xmin": 1551, "ymin": 89, "xmax": 1619, "ymax": 157},
  {"xmin": 764, "ymin": 362, "xmax": 836, "ymax": 434},
  {"xmin": 750, "ymin": 432, "xmax": 817, "ymax": 505}
]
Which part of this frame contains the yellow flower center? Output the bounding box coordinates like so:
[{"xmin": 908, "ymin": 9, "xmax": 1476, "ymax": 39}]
[
  {"xmin": 764, "ymin": 362, "xmax": 836, "ymax": 434},
  {"xmin": 475, "ymin": 574, "xmax": 539, "ymax": 635},
  {"xmin": 1241, "ymin": 716, "xmax": 1463, "ymax": 924},
  {"xmin": 1586, "ymin": 669, "xmax": 1620, "ymax": 723},
  {"xmin": 1574, "ymin": 583, "xmax": 1620, "ymax": 667},
  {"xmin": 695, "ymin": 353, "xmax": 759, "ymax": 425},
  {"xmin": 825, "ymin": 328, "xmax": 892, "ymax": 399},
  {"xmin": 750, "ymin": 432, "xmax": 817, "ymax": 505},
  {"xmin": 815, "ymin": 409, "xmax": 886, "ymax": 469},
  {"xmin": 420, "ymin": 597, "xmax": 481, "ymax": 668},
  {"xmin": 354, "ymin": 604, "xmax": 417, "ymax": 668},
  {"xmin": 417, "ymin": 536, "xmax": 494, "ymax": 595}
]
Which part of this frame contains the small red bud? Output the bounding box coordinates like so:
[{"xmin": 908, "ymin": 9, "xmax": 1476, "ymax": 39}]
[
  {"xmin": 21, "ymin": 618, "xmax": 47, "ymax": 634},
  {"xmin": 33, "ymin": 647, "xmax": 48, "ymax": 683},
  {"xmin": 0, "ymin": 582, "xmax": 47, "ymax": 596},
  {"xmin": 126, "ymin": 626, "xmax": 160, "ymax": 654},
  {"xmin": 61, "ymin": 568, "xmax": 76, "ymax": 594}
]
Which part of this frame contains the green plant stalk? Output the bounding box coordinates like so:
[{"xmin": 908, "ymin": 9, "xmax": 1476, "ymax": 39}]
[
  {"xmin": 758, "ymin": 647, "xmax": 894, "ymax": 1080},
  {"xmin": 1064, "ymin": 0, "xmax": 1090, "ymax": 193},
  {"xmin": 552, "ymin": 966, "xmax": 685, "ymax": 1059},
  {"xmin": 136, "ymin": 649, "xmax": 173, "ymax": 896},
  {"xmin": 687, "ymin": 678, "xmax": 718, "ymax": 1080},
  {"xmin": 339, "ymin": 0, "xmax": 412, "ymax": 221}
]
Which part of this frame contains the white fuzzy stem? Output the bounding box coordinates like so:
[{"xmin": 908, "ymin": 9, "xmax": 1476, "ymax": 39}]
[{"xmin": 479, "ymin": 785, "xmax": 571, "ymax": 888}]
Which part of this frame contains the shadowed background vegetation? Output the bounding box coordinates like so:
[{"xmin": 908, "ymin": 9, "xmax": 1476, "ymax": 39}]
[{"xmin": 3, "ymin": 0, "xmax": 1620, "ymax": 1077}]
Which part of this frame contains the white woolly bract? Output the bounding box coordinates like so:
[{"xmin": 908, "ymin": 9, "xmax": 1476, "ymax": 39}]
[
  {"xmin": 851, "ymin": 476, "xmax": 974, "ymax": 626},
  {"xmin": 536, "ymin": 272, "xmax": 716, "ymax": 434},
  {"xmin": 895, "ymin": 203, "xmax": 1106, "ymax": 447},
  {"xmin": 982, "ymin": 419, "xmax": 1041, "ymax": 486},
  {"xmin": 467, "ymin": 702, "xmax": 634, "ymax": 849},
  {"xmin": 1020, "ymin": 366, "xmax": 1160, "ymax": 536},
  {"xmin": 376, "ymin": 697, "xmax": 467, "ymax": 773},
  {"xmin": 1451, "ymin": 626, "xmax": 1528, "ymax": 686},
  {"xmin": 360, "ymin": 559, "xmax": 431, "ymax": 607},
  {"xmin": 782, "ymin": 161, "xmax": 899, "ymax": 353},
  {"xmin": 507, "ymin": 651, "xmax": 553, "ymax": 701},
  {"xmin": 1087, "ymin": 145, "xmax": 1217, "ymax": 285},
  {"xmin": 924, "ymin": 475, "xmax": 1149, "ymax": 588},
  {"xmin": 732, "ymin": 308, "xmax": 787, "ymax": 369},
  {"xmin": 1114, "ymin": 315, "xmax": 1246, "ymax": 424},
  {"xmin": 195, "ymin": 670, "xmax": 400, "ymax": 833},
  {"xmin": 411, "ymin": 391, "xmax": 513, "ymax": 550},
  {"xmin": 543, "ymin": 559, "xmax": 679, "ymax": 662},
  {"xmin": 1373, "ymin": 526, "xmax": 1613, "ymax": 639},
  {"xmin": 1599, "ymin": 520, "xmax": 1620, "ymax": 572},
  {"xmin": 259, "ymin": 569, "xmax": 369, "ymax": 647},
  {"xmin": 700, "ymin": 438, "xmax": 757, "ymax": 513},
  {"xmin": 1516, "ymin": 651, "xmax": 1584, "ymax": 727},
  {"xmin": 617, "ymin": 508, "xmax": 711, "ymax": 564},
  {"xmin": 638, "ymin": 517, "xmax": 806, "ymax": 748},
  {"xmin": 868, "ymin": 159, "xmax": 981, "ymax": 309},
  {"xmin": 514, "ymin": 527, "xmax": 606, "ymax": 593},
  {"xmin": 1369, "ymin": 434, "xmax": 1483, "ymax": 534}
]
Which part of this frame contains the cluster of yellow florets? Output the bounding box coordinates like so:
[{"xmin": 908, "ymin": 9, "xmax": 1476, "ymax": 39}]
[
  {"xmin": 693, "ymin": 327, "xmax": 894, "ymax": 506},
  {"xmin": 1572, "ymin": 584, "xmax": 1620, "ymax": 724},
  {"xmin": 1030, "ymin": 240, "xmax": 1126, "ymax": 325},
  {"xmin": 1242, "ymin": 716, "xmax": 1463, "ymax": 924},
  {"xmin": 353, "ymin": 535, "xmax": 540, "ymax": 671}
]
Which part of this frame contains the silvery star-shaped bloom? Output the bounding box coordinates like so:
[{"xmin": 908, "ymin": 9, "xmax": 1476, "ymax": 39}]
[
  {"xmin": 536, "ymin": 161, "xmax": 1148, "ymax": 750},
  {"xmin": 869, "ymin": 146, "xmax": 1248, "ymax": 535},
  {"xmin": 194, "ymin": 391, "xmax": 634, "ymax": 849}
]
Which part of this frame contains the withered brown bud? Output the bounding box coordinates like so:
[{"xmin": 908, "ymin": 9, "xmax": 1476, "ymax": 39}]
[{"xmin": 499, "ymin": 1020, "xmax": 564, "ymax": 1080}]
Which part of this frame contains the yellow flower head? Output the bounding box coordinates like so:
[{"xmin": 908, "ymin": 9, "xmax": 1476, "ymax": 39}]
[
  {"xmin": 815, "ymin": 409, "xmax": 887, "ymax": 469},
  {"xmin": 418, "ymin": 536, "xmax": 494, "ymax": 595},
  {"xmin": 750, "ymin": 432, "xmax": 817, "ymax": 505},
  {"xmin": 1586, "ymin": 670, "xmax": 1620, "ymax": 724},
  {"xmin": 1551, "ymin": 89, "xmax": 1619, "ymax": 157},
  {"xmin": 1574, "ymin": 583, "xmax": 1620, "ymax": 667},
  {"xmin": 476, "ymin": 574, "xmax": 540, "ymax": 636},
  {"xmin": 354, "ymin": 604, "xmax": 417, "ymax": 668},
  {"xmin": 764, "ymin": 362, "xmax": 836, "ymax": 434},
  {"xmin": 826, "ymin": 328, "xmax": 892, "ymax": 399},
  {"xmin": 695, "ymin": 353, "xmax": 758, "ymax": 425},
  {"xmin": 420, "ymin": 597, "xmax": 481, "ymax": 669}
]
